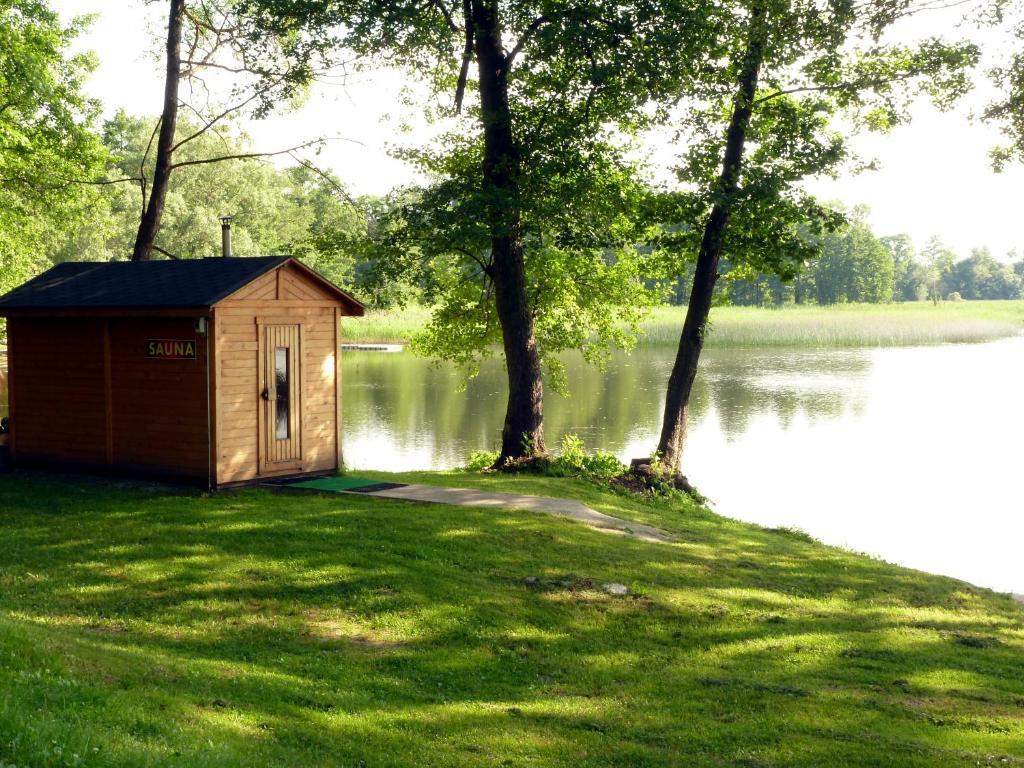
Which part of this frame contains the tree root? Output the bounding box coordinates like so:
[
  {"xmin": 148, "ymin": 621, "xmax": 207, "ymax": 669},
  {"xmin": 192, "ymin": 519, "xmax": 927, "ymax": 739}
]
[
  {"xmin": 611, "ymin": 459, "xmax": 702, "ymax": 501},
  {"xmin": 490, "ymin": 453, "xmax": 553, "ymax": 474}
]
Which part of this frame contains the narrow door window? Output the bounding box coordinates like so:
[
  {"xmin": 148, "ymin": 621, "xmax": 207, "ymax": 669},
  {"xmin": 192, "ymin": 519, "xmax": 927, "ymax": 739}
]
[{"xmin": 275, "ymin": 346, "xmax": 290, "ymax": 439}]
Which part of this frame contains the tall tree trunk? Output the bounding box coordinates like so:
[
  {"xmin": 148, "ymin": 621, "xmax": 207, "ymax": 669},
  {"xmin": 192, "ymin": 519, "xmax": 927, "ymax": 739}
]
[
  {"xmin": 471, "ymin": 0, "xmax": 545, "ymax": 463},
  {"xmin": 655, "ymin": 3, "xmax": 768, "ymax": 476},
  {"xmin": 132, "ymin": 0, "xmax": 184, "ymax": 261}
]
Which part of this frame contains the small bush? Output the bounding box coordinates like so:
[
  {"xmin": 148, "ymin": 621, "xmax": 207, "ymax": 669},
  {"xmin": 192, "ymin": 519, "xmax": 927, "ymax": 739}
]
[
  {"xmin": 548, "ymin": 434, "xmax": 587, "ymax": 476},
  {"xmin": 768, "ymin": 526, "xmax": 818, "ymax": 543},
  {"xmin": 549, "ymin": 434, "xmax": 626, "ymax": 481},
  {"xmin": 464, "ymin": 436, "xmax": 626, "ymax": 481},
  {"xmin": 466, "ymin": 450, "xmax": 499, "ymax": 471}
]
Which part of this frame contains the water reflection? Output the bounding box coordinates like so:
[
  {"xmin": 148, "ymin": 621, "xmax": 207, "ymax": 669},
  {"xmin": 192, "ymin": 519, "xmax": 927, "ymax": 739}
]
[{"xmin": 340, "ymin": 346, "xmax": 873, "ymax": 468}]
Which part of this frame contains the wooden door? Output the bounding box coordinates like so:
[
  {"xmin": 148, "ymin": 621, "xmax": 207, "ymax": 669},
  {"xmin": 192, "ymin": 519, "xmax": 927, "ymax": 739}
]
[{"xmin": 259, "ymin": 324, "xmax": 302, "ymax": 474}]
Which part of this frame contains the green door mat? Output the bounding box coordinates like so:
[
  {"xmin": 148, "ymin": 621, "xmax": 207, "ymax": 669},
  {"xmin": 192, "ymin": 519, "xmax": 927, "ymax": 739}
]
[{"xmin": 287, "ymin": 476, "xmax": 407, "ymax": 493}]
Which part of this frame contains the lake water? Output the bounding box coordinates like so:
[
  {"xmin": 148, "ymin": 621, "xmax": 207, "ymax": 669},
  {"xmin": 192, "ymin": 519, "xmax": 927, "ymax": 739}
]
[
  {"xmin": 341, "ymin": 338, "xmax": 1024, "ymax": 595},
  {"xmin": 2, "ymin": 338, "xmax": 1021, "ymax": 593}
]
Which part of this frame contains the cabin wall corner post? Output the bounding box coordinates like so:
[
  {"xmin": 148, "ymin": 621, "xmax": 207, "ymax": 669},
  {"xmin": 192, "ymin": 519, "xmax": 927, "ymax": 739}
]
[
  {"xmin": 255, "ymin": 316, "xmax": 265, "ymax": 475},
  {"xmin": 335, "ymin": 306, "xmax": 343, "ymax": 471},
  {"xmin": 207, "ymin": 309, "xmax": 218, "ymax": 490}
]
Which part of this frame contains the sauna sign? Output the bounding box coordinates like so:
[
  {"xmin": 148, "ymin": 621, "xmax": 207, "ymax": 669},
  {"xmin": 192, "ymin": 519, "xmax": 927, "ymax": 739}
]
[{"xmin": 145, "ymin": 339, "xmax": 197, "ymax": 360}]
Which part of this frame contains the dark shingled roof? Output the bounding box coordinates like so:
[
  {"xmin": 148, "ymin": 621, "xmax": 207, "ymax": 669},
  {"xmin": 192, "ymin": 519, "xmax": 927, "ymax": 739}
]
[{"xmin": 0, "ymin": 257, "xmax": 361, "ymax": 311}]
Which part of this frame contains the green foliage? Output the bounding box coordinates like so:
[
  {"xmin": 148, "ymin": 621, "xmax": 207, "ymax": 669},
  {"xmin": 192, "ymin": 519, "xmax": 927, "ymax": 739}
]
[
  {"xmin": 242, "ymin": 0, "xmax": 713, "ymax": 118},
  {"xmin": 983, "ymin": 1, "xmax": 1024, "ymax": 170},
  {"xmin": 723, "ymin": 206, "xmax": 893, "ymax": 306},
  {"xmin": 900, "ymin": 237, "xmax": 1024, "ymax": 304},
  {"xmin": 547, "ymin": 434, "xmax": 626, "ymax": 481},
  {"xmin": 943, "ymin": 247, "xmax": 1023, "ymax": 300},
  {"xmin": 81, "ymin": 112, "xmax": 365, "ymax": 271},
  {"xmin": 810, "ymin": 207, "xmax": 895, "ymax": 304},
  {"xmin": 720, "ymin": 220, "xmax": 1023, "ymax": 308},
  {"xmin": 22, "ymin": 111, "xmax": 368, "ymax": 295},
  {"xmin": 882, "ymin": 234, "xmax": 928, "ymax": 302},
  {"xmin": 657, "ymin": 1, "xmax": 979, "ymax": 296},
  {"xmin": 464, "ymin": 435, "xmax": 626, "ymax": 480},
  {"xmin": 275, "ymin": 166, "xmax": 367, "ymax": 287},
  {"xmin": 921, "ymin": 235, "xmax": 957, "ymax": 304},
  {"xmin": 241, "ymin": 0, "xmax": 707, "ymax": 391},
  {"xmin": 768, "ymin": 525, "xmax": 818, "ymax": 544},
  {"xmin": 364, "ymin": 131, "xmax": 668, "ymax": 389},
  {"xmin": 465, "ymin": 449, "xmax": 499, "ymax": 471},
  {"xmin": 0, "ymin": 0, "xmax": 105, "ymax": 308},
  {"xmin": 0, "ymin": 2, "xmax": 364, "ymax": 302}
]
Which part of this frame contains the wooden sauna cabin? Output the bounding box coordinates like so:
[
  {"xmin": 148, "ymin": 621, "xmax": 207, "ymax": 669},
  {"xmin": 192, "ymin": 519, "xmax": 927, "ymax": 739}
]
[{"xmin": 0, "ymin": 257, "xmax": 365, "ymax": 488}]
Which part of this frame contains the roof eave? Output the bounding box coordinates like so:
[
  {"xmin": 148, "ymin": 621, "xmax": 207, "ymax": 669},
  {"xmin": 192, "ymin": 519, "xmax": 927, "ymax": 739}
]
[{"xmin": 0, "ymin": 306, "xmax": 214, "ymax": 318}]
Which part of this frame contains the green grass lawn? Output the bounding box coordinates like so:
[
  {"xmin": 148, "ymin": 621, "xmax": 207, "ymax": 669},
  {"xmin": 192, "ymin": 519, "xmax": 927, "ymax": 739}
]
[
  {"xmin": 1, "ymin": 470, "xmax": 1023, "ymax": 767},
  {"xmin": 342, "ymin": 301, "xmax": 1024, "ymax": 347}
]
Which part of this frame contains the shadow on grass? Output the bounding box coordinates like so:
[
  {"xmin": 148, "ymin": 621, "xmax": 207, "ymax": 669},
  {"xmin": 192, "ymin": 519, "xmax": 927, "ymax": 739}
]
[{"xmin": 0, "ymin": 470, "xmax": 1022, "ymax": 767}]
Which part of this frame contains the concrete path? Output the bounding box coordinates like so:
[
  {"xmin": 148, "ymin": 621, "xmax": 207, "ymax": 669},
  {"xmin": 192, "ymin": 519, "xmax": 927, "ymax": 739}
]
[{"xmin": 350, "ymin": 484, "xmax": 675, "ymax": 544}]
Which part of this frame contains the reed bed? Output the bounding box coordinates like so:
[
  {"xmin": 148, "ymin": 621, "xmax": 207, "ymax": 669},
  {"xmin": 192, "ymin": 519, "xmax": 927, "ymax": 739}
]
[
  {"xmin": 341, "ymin": 301, "xmax": 1024, "ymax": 348},
  {"xmin": 644, "ymin": 303, "xmax": 1024, "ymax": 347},
  {"xmin": 341, "ymin": 306, "xmax": 433, "ymax": 344}
]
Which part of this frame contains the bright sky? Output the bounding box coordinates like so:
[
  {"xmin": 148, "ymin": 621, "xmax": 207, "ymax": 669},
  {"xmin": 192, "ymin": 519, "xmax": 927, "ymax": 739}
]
[{"xmin": 54, "ymin": 0, "xmax": 1024, "ymax": 261}]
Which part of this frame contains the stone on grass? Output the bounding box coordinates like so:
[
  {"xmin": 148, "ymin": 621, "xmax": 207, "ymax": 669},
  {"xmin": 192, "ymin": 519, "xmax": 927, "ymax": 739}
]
[{"xmin": 603, "ymin": 582, "xmax": 629, "ymax": 596}]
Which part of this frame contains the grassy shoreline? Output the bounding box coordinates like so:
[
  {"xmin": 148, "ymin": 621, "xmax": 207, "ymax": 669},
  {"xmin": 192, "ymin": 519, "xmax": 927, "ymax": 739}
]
[
  {"xmin": 342, "ymin": 301, "xmax": 1024, "ymax": 348},
  {"xmin": 1, "ymin": 469, "xmax": 1022, "ymax": 766}
]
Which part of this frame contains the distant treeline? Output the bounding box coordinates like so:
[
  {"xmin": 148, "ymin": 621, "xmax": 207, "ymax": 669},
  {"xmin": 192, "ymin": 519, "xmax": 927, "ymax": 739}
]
[
  {"xmin": 667, "ymin": 208, "xmax": 1024, "ymax": 307},
  {"xmin": 9, "ymin": 116, "xmax": 1022, "ymax": 316}
]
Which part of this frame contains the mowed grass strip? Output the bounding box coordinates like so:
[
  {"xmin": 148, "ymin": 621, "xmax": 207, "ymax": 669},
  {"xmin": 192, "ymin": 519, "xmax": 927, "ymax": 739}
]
[
  {"xmin": 1, "ymin": 471, "xmax": 1023, "ymax": 767},
  {"xmin": 342, "ymin": 301, "xmax": 1024, "ymax": 347}
]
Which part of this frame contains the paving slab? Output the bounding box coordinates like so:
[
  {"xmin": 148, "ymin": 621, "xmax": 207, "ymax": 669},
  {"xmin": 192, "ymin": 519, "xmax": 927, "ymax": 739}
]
[{"xmin": 349, "ymin": 483, "xmax": 675, "ymax": 544}]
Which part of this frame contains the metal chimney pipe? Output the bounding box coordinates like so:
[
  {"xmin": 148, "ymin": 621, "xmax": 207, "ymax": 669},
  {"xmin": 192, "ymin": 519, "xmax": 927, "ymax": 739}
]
[{"xmin": 220, "ymin": 216, "xmax": 233, "ymax": 258}]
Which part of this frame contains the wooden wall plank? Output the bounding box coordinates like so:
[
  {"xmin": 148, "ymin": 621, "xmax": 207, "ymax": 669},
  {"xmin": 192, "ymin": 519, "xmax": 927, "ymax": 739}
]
[
  {"xmin": 208, "ymin": 309, "xmax": 219, "ymax": 488},
  {"xmin": 7, "ymin": 317, "xmax": 210, "ymax": 478},
  {"xmin": 224, "ymin": 270, "xmax": 277, "ymax": 302},
  {"xmin": 280, "ymin": 267, "xmax": 338, "ymax": 302},
  {"xmin": 107, "ymin": 318, "xmax": 210, "ymax": 476},
  {"xmin": 102, "ymin": 321, "xmax": 113, "ymax": 463},
  {"xmin": 216, "ymin": 307, "xmax": 259, "ymax": 485},
  {"xmin": 9, "ymin": 319, "xmax": 107, "ymax": 464},
  {"xmin": 5, "ymin": 321, "xmax": 15, "ymax": 459}
]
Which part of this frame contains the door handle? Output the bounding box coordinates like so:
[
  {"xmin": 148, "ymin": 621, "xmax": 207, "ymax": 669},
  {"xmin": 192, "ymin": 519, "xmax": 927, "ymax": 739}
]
[{"xmin": 261, "ymin": 386, "xmax": 270, "ymax": 401}]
